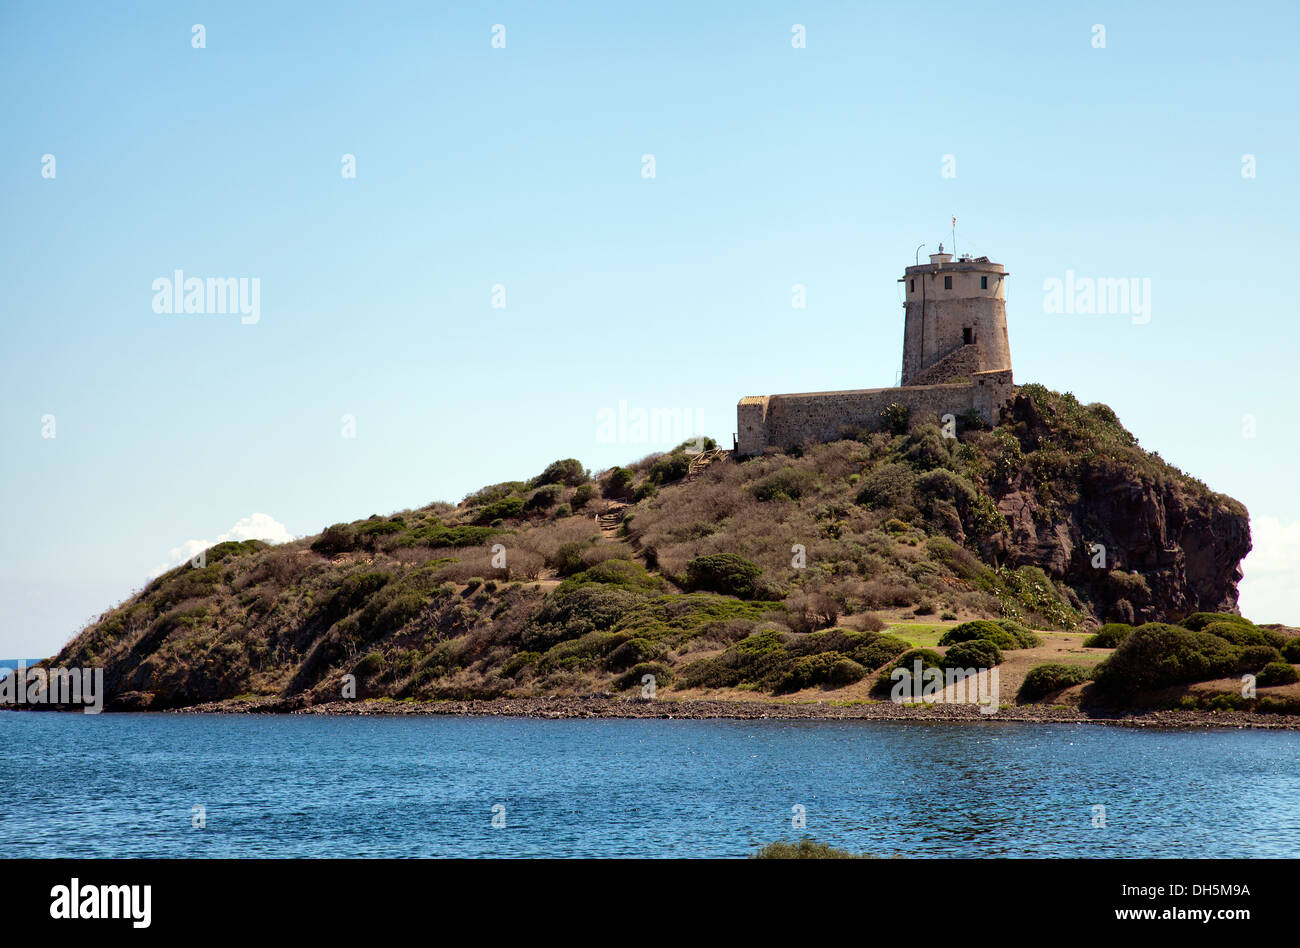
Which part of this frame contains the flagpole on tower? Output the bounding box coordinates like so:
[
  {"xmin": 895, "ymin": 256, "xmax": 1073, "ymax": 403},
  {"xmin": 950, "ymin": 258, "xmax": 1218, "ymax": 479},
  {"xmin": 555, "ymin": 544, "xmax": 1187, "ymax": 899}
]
[{"xmin": 951, "ymin": 216, "xmax": 957, "ymax": 257}]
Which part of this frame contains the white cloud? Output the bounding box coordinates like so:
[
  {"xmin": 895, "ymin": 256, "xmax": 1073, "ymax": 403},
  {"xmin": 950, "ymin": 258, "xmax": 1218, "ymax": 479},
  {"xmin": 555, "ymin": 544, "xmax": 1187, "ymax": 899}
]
[
  {"xmin": 1238, "ymin": 516, "xmax": 1300, "ymax": 625},
  {"xmin": 149, "ymin": 513, "xmax": 294, "ymax": 578}
]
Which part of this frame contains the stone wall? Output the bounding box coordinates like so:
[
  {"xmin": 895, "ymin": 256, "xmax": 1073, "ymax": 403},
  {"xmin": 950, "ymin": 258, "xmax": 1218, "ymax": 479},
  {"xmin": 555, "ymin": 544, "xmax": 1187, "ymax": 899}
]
[
  {"xmin": 735, "ymin": 369, "xmax": 1013, "ymax": 456},
  {"xmin": 905, "ymin": 343, "xmax": 982, "ymax": 386}
]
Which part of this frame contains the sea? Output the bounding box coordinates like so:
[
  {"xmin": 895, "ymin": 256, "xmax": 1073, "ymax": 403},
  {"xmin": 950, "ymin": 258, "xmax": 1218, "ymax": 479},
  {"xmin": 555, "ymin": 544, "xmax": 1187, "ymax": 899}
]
[{"xmin": 1, "ymin": 713, "xmax": 1297, "ymax": 858}]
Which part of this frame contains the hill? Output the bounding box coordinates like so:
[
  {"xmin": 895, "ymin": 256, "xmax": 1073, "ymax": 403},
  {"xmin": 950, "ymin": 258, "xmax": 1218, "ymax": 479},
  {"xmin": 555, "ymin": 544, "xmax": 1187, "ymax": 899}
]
[{"xmin": 47, "ymin": 384, "xmax": 1254, "ymax": 711}]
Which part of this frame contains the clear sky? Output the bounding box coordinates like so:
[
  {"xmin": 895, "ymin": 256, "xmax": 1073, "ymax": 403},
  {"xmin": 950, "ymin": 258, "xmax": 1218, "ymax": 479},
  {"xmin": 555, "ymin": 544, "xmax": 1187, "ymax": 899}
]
[{"xmin": 2, "ymin": 0, "xmax": 1297, "ymax": 657}]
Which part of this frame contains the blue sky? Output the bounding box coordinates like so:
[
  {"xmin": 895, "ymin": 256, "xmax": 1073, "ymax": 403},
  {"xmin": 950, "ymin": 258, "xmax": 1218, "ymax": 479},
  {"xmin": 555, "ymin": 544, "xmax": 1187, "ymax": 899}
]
[{"xmin": 2, "ymin": 0, "xmax": 1298, "ymax": 656}]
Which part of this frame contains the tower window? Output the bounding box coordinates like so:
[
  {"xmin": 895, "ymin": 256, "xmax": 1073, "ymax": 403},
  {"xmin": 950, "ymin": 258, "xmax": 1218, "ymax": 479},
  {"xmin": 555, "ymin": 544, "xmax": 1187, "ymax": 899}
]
[
  {"xmin": 943, "ymin": 276, "xmax": 952, "ymax": 289},
  {"xmin": 963, "ymin": 328, "xmax": 973, "ymax": 345},
  {"xmin": 981, "ymin": 276, "xmax": 988, "ymax": 289},
  {"xmin": 909, "ymin": 279, "xmax": 914, "ymax": 291}
]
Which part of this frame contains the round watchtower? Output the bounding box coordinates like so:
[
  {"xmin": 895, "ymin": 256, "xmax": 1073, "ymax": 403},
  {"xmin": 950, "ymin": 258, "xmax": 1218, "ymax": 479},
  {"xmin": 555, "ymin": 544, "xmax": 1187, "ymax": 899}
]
[{"xmin": 899, "ymin": 248, "xmax": 1011, "ymax": 386}]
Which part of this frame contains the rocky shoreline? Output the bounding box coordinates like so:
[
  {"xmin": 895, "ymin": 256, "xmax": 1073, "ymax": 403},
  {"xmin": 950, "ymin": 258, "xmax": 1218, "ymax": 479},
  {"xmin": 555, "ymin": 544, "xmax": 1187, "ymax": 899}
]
[{"xmin": 166, "ymin": 694, "xmax": 1300, "ymax": 729}]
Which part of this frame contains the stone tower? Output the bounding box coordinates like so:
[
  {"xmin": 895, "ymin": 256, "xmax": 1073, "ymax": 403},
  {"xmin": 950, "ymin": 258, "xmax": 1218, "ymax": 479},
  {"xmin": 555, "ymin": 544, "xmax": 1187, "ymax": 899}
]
[{"xmin": 899, "ymin": 248, "xmax": 1011, "ymax": 386}]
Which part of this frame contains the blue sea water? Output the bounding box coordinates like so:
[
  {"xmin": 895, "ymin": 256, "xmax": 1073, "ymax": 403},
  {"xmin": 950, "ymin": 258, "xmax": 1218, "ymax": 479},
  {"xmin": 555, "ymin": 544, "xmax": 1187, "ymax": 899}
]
[{"xmin": 0, "ymin": 713, "xmax": 1297, "ymax": 858}]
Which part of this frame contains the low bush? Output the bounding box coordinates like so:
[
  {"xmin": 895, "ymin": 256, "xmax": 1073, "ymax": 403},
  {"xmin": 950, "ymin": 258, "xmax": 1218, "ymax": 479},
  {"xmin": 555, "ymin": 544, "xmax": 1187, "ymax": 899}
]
[
  {"xmin": 472, "ymin": 496, "xmax": 525, "ymax": 524},
  {"xmin": 311, "ymin": 524, "xmax": 355, "ymax": 556},
  {"xmin": 1018, "ymin": 663, "xmax": 1091, "ymax": 701},
  {"xmin": 938, "ymin": 620, "xmax": 1027, "ymax": 650},
  {"xmin": 1179, "ymin": 612, "xmax": 1255, "ymax": 634},
  {"xmin": 648, "ymin": 453, "xmax": 691, "ymax": 485},
  {"xmin": 1083, "ymin": 623, "xmax": 1132, "ymax": 648},
  {"xmin": 880, "ymin": 402, "xmax": 909, "ymax": 435},
  {"xmin": 942, "ymin": 639, "xmax": 1003, "ymax": 670},
  {"xmin": 1257, "ymin": 662, "xmax": 1300, "ymax": 687},
  {"xmin": 602, "ymin": 467, "xmax": 634, "ymax": 499},
  {"xmin": 606, "ymin": 637, "xmax": 665, "ymax": 671},
  {"xmin": 1092, "ymin": 623, "xmax": 1243, "ymax": 695},
  {"xmin": 614, "ymin": 662, "xmax": 674, "ymax": 691},
  {"xmin": 870, "ymin": 648, "xmax": 944, "ymax": 697},
  {"xmin": 855, "ymin": 463, "xmax": 915, "ymax": 510},
  {"xmin": 532, "ymin": 458, "xmax": 588, "ymax": 488},
  {"xmin": 684, "ymin": 553, "xmax": 771, "ymax": 600},
  {"xmin": 751, "ymin": 839, "xmax": 865, "ymax": 859},
  {"xmin": 1201, "ymin": 620, "xmax": 1273, "ymax": 648},
  {"xmin": 1237, "ymin": 644, "xmax": 1281, "ymax": 672},
  {"xmin": 752, "ymin": 467, "xmax": 816, "ymax": 502},
  {"xmin": 523, "ymin": 484, "xmax": 563, "ymax": 512}
]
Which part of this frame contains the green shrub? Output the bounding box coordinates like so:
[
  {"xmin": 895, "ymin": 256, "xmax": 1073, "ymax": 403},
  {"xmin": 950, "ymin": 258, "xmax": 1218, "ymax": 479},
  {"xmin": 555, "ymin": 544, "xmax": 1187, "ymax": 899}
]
[
  {"xmin": 994, "ymin": 619, "xmax": 1042, "ymax": 648},
  {"xmin": 500, "ymin": 651, "xmax": 540, "ymax": 679},
  {"xmin": 649, "ymin": 453, "xmax": 691, "ymax": 485},
  {"xmin": 1237, "ymin": 645, "xmax": 1282, "ymax": 672},
  {"xmin": 684, "ymin": 553, "xmax": 771, "ymax": 600},
  {"xmin": 846, "ymin": 633, "xmax": 910, "ymax": 671},
  {"xmin": 614, "ymin": 662, "xmax": 675, "ymax": 691},
  {"xmin": 463, "ymin": 481, "xmax": 528, "ymax": 507},
  {"xmin": 855, "ymin": 463, "xmax": 915, "ymax": 510},
  {"xmin": 538, "ymin": 631, "xmax": 621, "ymax": 672},
  {"xmin": 943, "ymin": 639, "xmax": 1003, "ymax": 670},
  {"xmin": 1257, "ymin": 662, "xmax": 1299, "ymax": 687},
  {"xmin": 938, "ymin": 620, "xmax": 1016, "ymax": 649},
  {"xmin": 752, "ymin": 467, "xmax": 816, "ymax": 502},
  {"xmin": 602, "ymin": 467, "xmax": 634, "ymax": 499},
  {"xmin": 751, "ymin": 838, "xmax": 864, "ymax": 859},
  {"xmin": 312, "ymin": 523, "xmax": 355, "ymax": 555},
  {"xmin": 1092, "ymin": 623, "xmax": 1243, "ymax": 695},
  {"xmin": 354, "ymin": 652, "xmax": 386, "ymax": 678},
  {"xmin": 550, "ymin": 541, "xmax": 592, "ymax": 577},
  {"xmin": 532, "ymin": 458, "xmax": 588, "ymax": 488},
  {"xmin": 913, "ymin": 469, "xmax": 977, "ymax": 507},
  {"xmin": 324, "ymin": 571, "xmax": 392, "ymax": 620},
  {"xmin": 773, "ymin": 651, "xmax": 872, "ymax": 693},
  {"xmin": 414, "ymin": 524, "xmax": 498, "ymax": 548},
  {"xmin": 880, "ymin": 402, "xmax": 909, "ymax": 435},
  {"xmin": 1282, "ymin": 638, "xmax": 1300, "ymax": 663},
  {"xmin": 1083, "ymin": 623, "xmax": 1132, "ymax": 648},
  {"xmin": 357, "ymin": 519, "xmax": 404, "ymax": 539},
  {"xmin": 1018, "ymin": 662, "xmax": 1091, "ymax": 701},
  {"xmin": 571, "ymin": 484, "xmax": 595, "ymax": 509},
  {"xmin": 828, "ymin": 658, "xmax": 868, "ymax": 687},
  {"xmin": 606, "ymin": 637, "xmax": 665, "ymax": 671},
  {"xmin": 472, "ymin": 496, "xmax": 525, "ymax": 524},
  {"xmin": 1201, "ymin": 620, "xmax": 1271, "ymax": 648},
  {"xmin": 523, "ymin": 585, "xmax": 644, "ymax": 651},
  {"xmin": 870, "ymin": 648, "xmax": 944, "ymax": 697},
  {"xmin": 523, "ymin": 484, "xmax": 563, "ymax": 512},
  {"xmin": 1179, "ymin": 612, "xmax": 1255, "ymax": 634},
  {"xmin": 554, "ymin": 503, "xmax": 572, "ymax": 518},
  {"xmin": 203, "ymin": 539, "xmax": 267, "ymax": 564}
]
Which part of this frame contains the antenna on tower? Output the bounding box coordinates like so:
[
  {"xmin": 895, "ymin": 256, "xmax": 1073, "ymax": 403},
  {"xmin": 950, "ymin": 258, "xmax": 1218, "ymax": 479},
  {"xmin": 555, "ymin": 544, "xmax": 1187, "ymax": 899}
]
[{"xmin": 951, "ymin": 216, "xmax": 957, "ymax": 257}]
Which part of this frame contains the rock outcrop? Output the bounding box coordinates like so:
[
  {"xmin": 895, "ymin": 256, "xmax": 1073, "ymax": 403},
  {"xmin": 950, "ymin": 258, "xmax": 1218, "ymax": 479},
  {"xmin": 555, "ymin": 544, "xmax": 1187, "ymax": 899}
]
[{"xmin": 983, "ymin": 393, "xmax": 1250, "ymax": 623}]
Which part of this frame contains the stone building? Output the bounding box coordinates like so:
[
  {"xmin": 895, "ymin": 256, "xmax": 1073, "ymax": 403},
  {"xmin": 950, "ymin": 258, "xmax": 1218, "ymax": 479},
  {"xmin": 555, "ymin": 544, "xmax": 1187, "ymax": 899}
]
[{"xmin": 735, "ymin": 247, "xmax": 1015, "ymax": 456}]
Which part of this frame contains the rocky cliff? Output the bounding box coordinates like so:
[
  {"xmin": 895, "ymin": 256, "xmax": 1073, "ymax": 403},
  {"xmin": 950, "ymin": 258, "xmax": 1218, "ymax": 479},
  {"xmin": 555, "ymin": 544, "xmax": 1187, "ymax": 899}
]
[{"xmin": 985, "ymin": 391, "xmax": 1250, "ymax": 624}]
